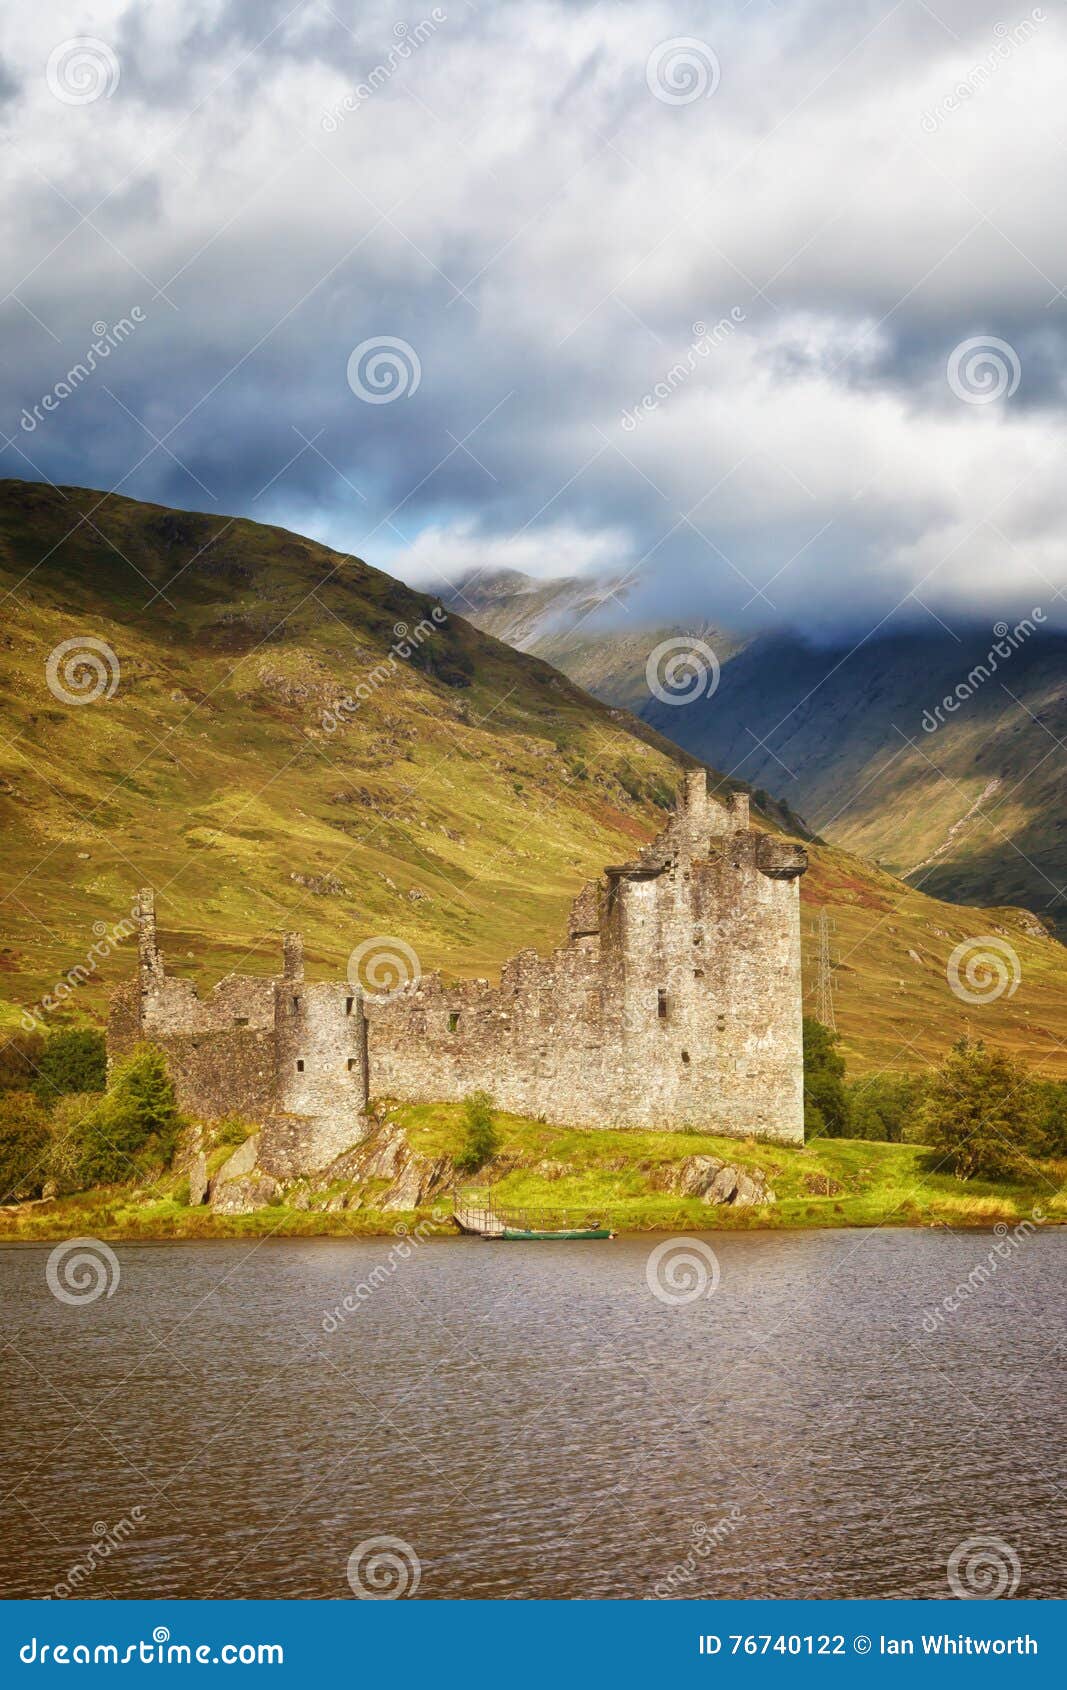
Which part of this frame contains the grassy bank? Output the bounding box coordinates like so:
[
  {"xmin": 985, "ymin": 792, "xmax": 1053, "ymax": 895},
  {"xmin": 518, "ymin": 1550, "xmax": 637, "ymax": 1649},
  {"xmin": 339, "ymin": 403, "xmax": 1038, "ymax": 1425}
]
[{"xmin": 1, "ymin": 1103, "xmax": 1062, "ymax": 1240}]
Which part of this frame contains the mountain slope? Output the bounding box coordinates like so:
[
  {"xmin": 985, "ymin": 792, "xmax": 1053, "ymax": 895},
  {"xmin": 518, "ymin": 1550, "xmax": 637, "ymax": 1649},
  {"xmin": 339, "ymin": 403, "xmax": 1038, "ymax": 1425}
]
[
  {"xmin": 444, "ymin": 570, "xmax": 1067, "ymax": 939},
  {"xmin": 2, "ymin": 482, "xmax": 1067, "ymax": 1078}
]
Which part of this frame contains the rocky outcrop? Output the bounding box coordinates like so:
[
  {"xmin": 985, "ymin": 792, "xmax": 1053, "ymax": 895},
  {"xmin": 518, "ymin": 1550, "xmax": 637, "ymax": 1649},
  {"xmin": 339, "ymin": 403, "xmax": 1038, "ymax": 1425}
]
[
  {"xmin": 209, "ymin": 1132, "xmax": 268, "ymax": 1212},
  {"xmin": 211, "ymin": 1133, "xmax": 259, "ymax": 1187},
  {"xmin": 212, "ymin": 1173, "xmax": 281, "ymax": 1215},
  {"xmin": 315, "ymin": 1120, "xmax": 452, "ymax": 1211},
  {"xmin": 655, "ymin": 1155, "xmax": 776, "ymax": 1207},
  {"xmin": 187, "ymin": 1152, "xmax": 208, "ymax": 1207}
]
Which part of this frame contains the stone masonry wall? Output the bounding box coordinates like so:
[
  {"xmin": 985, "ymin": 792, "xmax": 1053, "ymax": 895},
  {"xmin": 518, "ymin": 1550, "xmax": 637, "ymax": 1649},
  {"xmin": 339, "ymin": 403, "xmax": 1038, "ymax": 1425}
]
[
  {"xmin": 365, "ymin": 774, "xmax": 806, "ymax": 1140},
  {"xmin": 106, "ymin": 772, "xmax": 808, "ymax": 1171}
]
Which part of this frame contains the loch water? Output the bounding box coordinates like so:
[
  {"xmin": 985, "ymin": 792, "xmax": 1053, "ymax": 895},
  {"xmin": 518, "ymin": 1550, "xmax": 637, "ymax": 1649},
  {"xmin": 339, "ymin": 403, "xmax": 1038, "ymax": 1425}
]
[{"xmin": 2, "ymin": 1228, "xmax": 1063, "ymax": 1599}]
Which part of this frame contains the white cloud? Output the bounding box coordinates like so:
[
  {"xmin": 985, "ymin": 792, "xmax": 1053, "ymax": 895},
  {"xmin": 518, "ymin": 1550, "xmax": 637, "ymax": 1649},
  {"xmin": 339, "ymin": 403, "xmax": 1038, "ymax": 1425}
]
[{"xmin": 1, "ymin": 0, "xmax": 1064, "ymax": 638}]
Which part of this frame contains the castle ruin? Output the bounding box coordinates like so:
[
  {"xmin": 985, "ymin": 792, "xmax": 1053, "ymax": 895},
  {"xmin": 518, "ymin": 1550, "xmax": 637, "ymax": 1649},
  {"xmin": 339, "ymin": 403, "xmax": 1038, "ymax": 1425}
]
[{"xmin": 108, "ymin": 771, "xmax": 808, "ymax": 1175}]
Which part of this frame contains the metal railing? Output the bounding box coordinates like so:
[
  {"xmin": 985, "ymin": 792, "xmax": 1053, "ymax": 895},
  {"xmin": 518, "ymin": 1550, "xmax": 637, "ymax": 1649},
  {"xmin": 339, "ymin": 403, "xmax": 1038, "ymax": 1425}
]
[{"xmin": 453, "ymin": 1193, "xmax": 606, "ymax": 1235}]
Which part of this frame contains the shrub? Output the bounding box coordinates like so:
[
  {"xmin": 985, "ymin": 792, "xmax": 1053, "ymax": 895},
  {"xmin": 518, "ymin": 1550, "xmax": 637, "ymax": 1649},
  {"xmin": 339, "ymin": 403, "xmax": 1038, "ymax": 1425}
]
[
  {"xmin": 76, "ymin": 1045, "xmax": 185, "ymax": 1188},
  {"xmin": 919, "ymin": 1039, "xmax": 1041, "ymax": 1181},
  {"xmin": 1032, "ymin": 1079, "xmax": 1067, "ymax": 1158},
  {"xmin": 0, "ymin": 1091, "xmax": 50, "ymax": 1201},
  {"xmin": 33, "ymin": 1027, "xmax": 106, "ymax": 1105},
  {"xmin": 213, "ymin": 1116, "xmax": 253, "ymax": 1147},
  {"xmin": 802, "ymin": 1017, "xmax": 850, "ymax": 1138},
  {"xmin": 846, "ymin": 1072, "xmax": 926, "ymax": 1142},
  {"xmin": 454, "ymin": 1090, "xmax": 500, "ymax": 1175},
  {"xmin": 0, "ymin": 1030, "xmax": 44, "ymax": 1095},
  {"xmin": 46, "ymin": 1093, "xmax": 103, "ymax": 1196}
]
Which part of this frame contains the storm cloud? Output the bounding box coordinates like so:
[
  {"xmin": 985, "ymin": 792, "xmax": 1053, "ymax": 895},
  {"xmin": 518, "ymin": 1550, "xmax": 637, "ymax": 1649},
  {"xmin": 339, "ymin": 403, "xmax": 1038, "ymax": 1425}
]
[{"xmin": 1, "ymin": 0, "xmax": 1064, "ymax": 638}]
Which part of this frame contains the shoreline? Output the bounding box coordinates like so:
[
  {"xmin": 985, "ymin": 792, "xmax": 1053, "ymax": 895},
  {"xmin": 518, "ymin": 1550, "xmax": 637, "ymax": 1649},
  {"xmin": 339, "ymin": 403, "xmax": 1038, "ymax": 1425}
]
[
  {"xmin": 2, "ymin": 1206, "xmax": 1061, "ymax": 1244},
  {"xmin": 3, "ymin": 1105, "xmax": 1061, "ymax": 1243}
]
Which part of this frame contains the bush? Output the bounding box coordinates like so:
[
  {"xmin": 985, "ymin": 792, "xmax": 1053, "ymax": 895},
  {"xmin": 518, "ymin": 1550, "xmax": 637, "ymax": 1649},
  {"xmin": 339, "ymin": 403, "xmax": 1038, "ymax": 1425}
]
[
  {"xmin": 454, "ymin": 1090, "xmax": 500, "ymax": 1175},
  {"xmin": 919, "ymin": 1038, "xmax": 1041, "ymax": 1181},
  {"xmin": 46, "ymin": 1093, "xmax": 103, "ymax": 1196},
  {"xmin": 213, "ymin": 1116, "xmax": 253, "ymax": 1147},
  {"xmin": 803, "ymin": 1017, "xmax": 850, "ymax": 1138},
  {"xmin": 0, "ymin": 1030, "xmax": 44, "ymax": 1095},
  {"xmin": 33, "ymin": 1028, "xmax": 106, "ymax": 1105},
  {"xmin": 1032, "ymin": 1079, "xmax": 1067, "ymax": 1158},
  {"xmin": 846, "ymin": 1072, "xmax": 926, "ymax": 1142},
  {"xmin": 0, "ymin": 1091, "xmax": 51, "ymax": 1201},
  {"xmin": 76, "ymin": 1045, "xmax": 185, "ymax": 1188}
]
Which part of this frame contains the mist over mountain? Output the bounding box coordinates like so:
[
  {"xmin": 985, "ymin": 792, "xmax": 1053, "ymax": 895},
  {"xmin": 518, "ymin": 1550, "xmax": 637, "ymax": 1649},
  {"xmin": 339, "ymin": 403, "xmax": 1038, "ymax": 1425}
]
[{"xmin": 442, "ymin": 567, "xmax": 1067, "ymax": 936}]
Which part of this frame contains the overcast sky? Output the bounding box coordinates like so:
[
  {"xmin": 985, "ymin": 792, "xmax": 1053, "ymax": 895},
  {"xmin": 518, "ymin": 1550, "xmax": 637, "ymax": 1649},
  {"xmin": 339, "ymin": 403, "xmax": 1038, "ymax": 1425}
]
[{"xmin": 2, "ymin": 0, "xmax": 1064, "ymax": 638}]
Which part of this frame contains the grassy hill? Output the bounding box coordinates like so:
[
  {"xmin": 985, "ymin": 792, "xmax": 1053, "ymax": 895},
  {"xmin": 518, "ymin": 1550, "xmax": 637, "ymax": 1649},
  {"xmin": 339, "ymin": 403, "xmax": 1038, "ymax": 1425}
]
[{"xmin": 2, "ymin": 480, "xmax": 1067, "ymax": 1078}]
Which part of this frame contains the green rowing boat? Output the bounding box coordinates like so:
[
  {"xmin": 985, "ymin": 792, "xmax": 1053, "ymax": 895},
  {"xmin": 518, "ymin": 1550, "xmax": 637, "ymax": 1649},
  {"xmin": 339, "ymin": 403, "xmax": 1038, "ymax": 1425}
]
[{"xmin": 454, "ymin": 1198, "xmax": 613, "ymax": 1240}]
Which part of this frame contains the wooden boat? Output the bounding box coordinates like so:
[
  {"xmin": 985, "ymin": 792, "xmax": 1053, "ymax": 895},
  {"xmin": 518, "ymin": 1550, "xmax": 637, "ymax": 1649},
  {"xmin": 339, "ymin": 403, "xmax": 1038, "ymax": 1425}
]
[{"xmin": 453, "ymin": 1199, "xmax": 613, "ymax": 1241}]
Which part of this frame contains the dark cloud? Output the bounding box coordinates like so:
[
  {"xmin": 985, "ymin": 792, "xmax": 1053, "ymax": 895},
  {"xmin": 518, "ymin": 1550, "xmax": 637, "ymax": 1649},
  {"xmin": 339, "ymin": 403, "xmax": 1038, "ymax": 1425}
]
[{"xmin": 3, "ymin": 0, "xmax": 1064, "ymax": 639}]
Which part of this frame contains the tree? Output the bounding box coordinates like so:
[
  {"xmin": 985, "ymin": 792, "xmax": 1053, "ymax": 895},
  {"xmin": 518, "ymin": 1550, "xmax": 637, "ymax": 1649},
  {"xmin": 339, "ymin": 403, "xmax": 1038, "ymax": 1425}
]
[
  {"xmin": 0, "ymin": 1091, "xmax": 50, "ymax": 1201},
  {"xmin": 847, "ymin": 1072, "xmax": 926, "ymax": 1142},
  {"xmin": 0, "ymin": 1030, "xmax": 44, "ymax": 1095},
  {"xmin": 1032, "ymin": 1079, "xmax": 1067, "ymax": 1158},
  {"xmin": 918, "ymin": 1038, "xmax": 1041, "ymax": 1181},
  {"xmin": 77, "ymin": 1045, "xmax": 185, "ymax": 1187},
  {"xmin": 453, "ymin": 1090, "xmax": 500, "ymax": 1175},
  {"xmin": 33, "ymin": 1028, "xmax": 106, "ymax": 1105},
  {"xmin": 802, "ymin": 1016, "xmax": 850, "ymax": 1138}
]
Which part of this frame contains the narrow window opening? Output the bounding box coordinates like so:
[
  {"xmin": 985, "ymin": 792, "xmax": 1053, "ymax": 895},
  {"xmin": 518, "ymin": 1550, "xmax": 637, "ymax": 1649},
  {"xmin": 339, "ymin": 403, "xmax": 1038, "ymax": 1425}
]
[
  {"xmin": 345, "ymin": 996, "xmax": 354, "ymax": 1015},
  {"xmin": 347, "ymin": 1058, "xmax": 357, "ymax": 1072},
  {"xmin": 681, "ymin": 1050, "xmax": 690, "ymax": 1065},
  {"xmin": 234, "ymin": 1015, "xmax": 248, "ymax": 1027},
  {"xmin": 448, "ymin": 1011, "xmax": 460, "ymax": 1033},
  {"xmin": 295, "ymin": 1059, "xmax": 305, "ymax": 1072},
  {"xmin": 657, "ymin": 988, "xmax": 668, "ymax": 1020},
  {"xmin": 694, "ymin": 968, "xmax": 704, "ymax": 979},
  {"xmin": 291, "ymin": 995, "xmax": 299, "ymax": 1012}
]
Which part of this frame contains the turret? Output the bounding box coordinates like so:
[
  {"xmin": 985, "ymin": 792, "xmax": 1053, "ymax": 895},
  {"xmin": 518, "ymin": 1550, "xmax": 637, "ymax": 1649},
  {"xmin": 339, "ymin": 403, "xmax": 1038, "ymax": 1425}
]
[
  {"xmin": 283, "ymin": 931, "xmax": 305, "ymax": 982},
  {"xmin": 136, "ymin": 887, "xmax": 161, "ymax": 978},
  {"xmin": 727, "ymin": 791, "xmax": 750, "ymax": 830}
]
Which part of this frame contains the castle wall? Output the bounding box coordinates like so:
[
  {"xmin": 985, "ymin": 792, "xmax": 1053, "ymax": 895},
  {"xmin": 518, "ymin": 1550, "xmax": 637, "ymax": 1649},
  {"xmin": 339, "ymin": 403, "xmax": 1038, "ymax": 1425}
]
[{"xmin": 106, "ymin": 773, "xmax": 808, "ymax": 1171}]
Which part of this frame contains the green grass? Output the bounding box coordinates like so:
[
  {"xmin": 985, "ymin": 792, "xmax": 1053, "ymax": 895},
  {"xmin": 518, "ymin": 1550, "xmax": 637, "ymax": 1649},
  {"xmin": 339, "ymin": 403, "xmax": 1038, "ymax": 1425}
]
[{"xmin": 1, "ymin": 1101, "xmax": 1060, "ymax": 1240}]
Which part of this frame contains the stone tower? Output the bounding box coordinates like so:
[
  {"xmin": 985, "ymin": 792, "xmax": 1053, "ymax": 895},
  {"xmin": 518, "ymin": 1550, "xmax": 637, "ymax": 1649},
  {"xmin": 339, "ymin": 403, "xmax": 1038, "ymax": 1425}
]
[{"xmin": 108, "ymin": 771, "xmax": 808, "ymax": 1171}]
